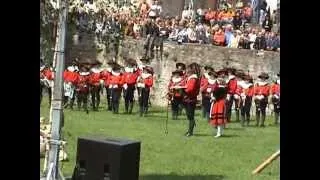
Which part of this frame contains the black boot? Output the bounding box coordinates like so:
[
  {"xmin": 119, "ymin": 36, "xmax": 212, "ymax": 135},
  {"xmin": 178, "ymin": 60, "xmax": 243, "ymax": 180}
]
[
  {"xmin": 124, "ymin": 102, "xmax": 129, "ymax": 114},
  {"xmin": 256, "ymin": 111, "xmax": 260, "ymax": 126},
  {"xmin": 186, "ymin": 120, "xmax": 195, "ymax": 137},
  {"xmin": 241, "ymin": 115, "xmax": 245, "ymax": 127},
  {"xmin": 260, "ymin": 114, "xmax": 266, "ymax": 127},
  {"xmin": 236, "ymin": 109, "xmax": 240, "ymax": 122},
  {"xmin": 246, "ymin": 116, "xmax": 250, "ymax": 126},
  {"xmin": 139, "ymin": 106, "xmax": 144, "ymax": 117},
  {"xmin": 274, "ymin": 112, "xmax": 279, "ymax": 125},
  {"xmin": 129, "ymin": 102, "xmax": 134, "ymax": 114}
]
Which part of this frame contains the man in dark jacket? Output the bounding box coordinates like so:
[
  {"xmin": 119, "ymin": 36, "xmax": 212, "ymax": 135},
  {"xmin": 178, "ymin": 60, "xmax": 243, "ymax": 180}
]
[
  {"xmin": 254, "ymin": 32, "xmax": 266, "ymax": 50},
  {"xmin": 262, "ymin": 15, "xmax": 273, "ymax": 32},
  {"xmin": 232, "ymin": 14, "xmax": 242, "ymax": 30}
]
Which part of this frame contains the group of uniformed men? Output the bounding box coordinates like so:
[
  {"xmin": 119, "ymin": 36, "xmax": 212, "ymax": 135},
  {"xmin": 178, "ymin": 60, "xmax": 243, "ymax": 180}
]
[
  {"xmin": 167, "ymin": 62, "xmax": 280, "ymax": 137},
  {"xmin": 40, "ymin": 58, "xmax": 280, "ymax": 138},
  {"xmin": 40, "ymin": 57, "xmax": 154, "ymax": 117}
]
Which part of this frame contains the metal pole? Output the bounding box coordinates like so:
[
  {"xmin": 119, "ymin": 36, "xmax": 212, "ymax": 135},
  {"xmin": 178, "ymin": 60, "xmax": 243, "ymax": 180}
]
[{"xmin": 45, "ymin": 0, "xmax": 68, "ymax": 179}]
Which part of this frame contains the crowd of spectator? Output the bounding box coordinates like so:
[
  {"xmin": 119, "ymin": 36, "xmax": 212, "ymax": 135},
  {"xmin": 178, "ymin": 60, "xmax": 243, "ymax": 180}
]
[{"xmin": 71, "ymin": 0, "xmax": 280, "ymax": 52}]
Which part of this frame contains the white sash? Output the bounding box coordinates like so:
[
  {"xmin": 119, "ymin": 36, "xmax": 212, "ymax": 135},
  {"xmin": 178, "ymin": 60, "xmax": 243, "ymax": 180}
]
[{"xmin": 64, "ymin": 82, "xmax": 75, "ymax": 98}]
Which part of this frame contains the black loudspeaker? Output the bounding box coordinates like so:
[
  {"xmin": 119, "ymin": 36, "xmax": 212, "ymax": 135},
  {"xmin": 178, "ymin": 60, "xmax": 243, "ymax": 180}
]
[{"xmin": 72, "ymin": 136, "xmax": 141, "ymax": 180}]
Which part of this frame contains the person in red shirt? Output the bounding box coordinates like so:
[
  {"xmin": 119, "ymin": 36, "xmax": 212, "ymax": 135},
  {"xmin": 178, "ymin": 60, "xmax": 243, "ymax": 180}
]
[
  {"xmin": 123, "ymin": 59, "xmax": 139, "ymax": 114},
  {"xmin": 240, "ymin": 75, "xmax": 254, "ymax": 126},
  {"xmin": 200, "ymin": 66, "xmax": 213, "ymax": 119},
  {"xmin": 271, "ymin": 72, "xmax": 280, "ymax": 125},
  {"xmin": 254, "ymin": 72, "xmax": 270, "ymax": 127},
  {"xmin": 175, "ymin": 62, "xmax": 187, "ymax": 114},
  {"xmin": 168, "ymin": 70, "xmax": 185, "ymax": 120},
  {"xmin": 76, "ymin": 66, "xmax": 91, "ymax": 114},
  {"xmin": 109, "ymin": 64, "xmax": 124, "ymax": 114},
  {"xmin": 209, "ymin": 86, "xmax": 228, "ymax": 138},
  {"xmin": 203, "ymin": 71, "xmax": 219, "ymax": 121},
  {"xmin": 41, "ymin": 65, "xmax": 54, "ymax": 107},
  {"xmin": 40, "ymin": 65, "xmax": 46, "ymax": 105},
  {"xmin": 63, "ymin": 65, "xmax": 79, "ymax": 110},
  {"xmin": 89, "ymin": 65, "xmax": 102, "ymax": 111},
  {"xmin": 101, "ymin": 61, "xmax": 114, "ymax": 111},
  {"xmin": 226, "ymin": 68, "xmax": 239, "ymax": 122},
  {"xmin": 183, "ymin": 63, "xmax": 201, "ymax": 137},
  {"xmin": 137, "ymin": 66, "xmax": 154, "ymax": 116}
]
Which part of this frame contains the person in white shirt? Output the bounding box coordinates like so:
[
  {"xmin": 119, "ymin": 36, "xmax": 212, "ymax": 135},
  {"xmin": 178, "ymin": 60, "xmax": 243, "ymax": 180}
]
[
  {"xmin": 148, "ymin": 0, "xmax": 162, "ymax": 19},
  {"xmin": 249, "ymin": 29, "xmax": 257, "ymax": 50}
]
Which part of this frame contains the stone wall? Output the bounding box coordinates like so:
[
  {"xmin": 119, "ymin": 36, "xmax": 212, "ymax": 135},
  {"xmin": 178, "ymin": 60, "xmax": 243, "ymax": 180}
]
[{"xmin": 67, "ymin": 35, "xmax": 280, "ymax": 107}]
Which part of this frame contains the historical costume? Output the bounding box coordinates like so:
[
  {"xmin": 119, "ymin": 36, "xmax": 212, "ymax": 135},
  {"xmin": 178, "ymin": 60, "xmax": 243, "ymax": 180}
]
[
  {"xmin": 240, "ymin": 75, "xmax": 254, "ymax": 126},
  {"xmin": 63, "ymin": 65, "xmax": 79, "ymax": 109},
  {"xmin": 209, "ymin": 87, "xmax": 228, "ymax": 138},
  {"xmin": 41, "ymin": 65, "xmax": 54, "ymax": 107},
  {"xmin": 202, "ymin": 70, "xmax": 218, "ymax": 121},
  {"xmin": 168, "ymin": 70, "xmax": 186, "ymax": 120},
  {"xmin": 183, "ymin": 63, "xmax": 201, "ymax": 137},
  {"xmin": 254, "ymin": 72, "xmax": 270, "ymax": 127},
  {"xmin": 89, "ymin": 65, "xmax": 102, "ymax": 111},
  {"xmin": 101, "ymin": 61, "xmax": 114, "ymax": 111},
  {"xmin": 108, "ymin": 64, "xmax": 124, "ymax": 114},
  {"xmin": 123, "ymin": 59, "xmax": 138, "ymax": 114},
  {"xmin": 76, "ymin": 67, "xmax": 90, "ymax": 114},
  {"xmin": 137, "ymin": 66, "xmax": 154, "ymax": 116},
  {"xmin": 226, "ymin": 68, "xmax": 239, "ymax": 122},
  {"xmin": 271, "ymin": 72, "xmax": 280, "ymax": 125},
  {"xmin": 200, "ymin": 66, "xmax": 213, "ymax": 119},
  {"xmin": 176, "ymin": 62, "xmax": 187, "ymax": 114}
]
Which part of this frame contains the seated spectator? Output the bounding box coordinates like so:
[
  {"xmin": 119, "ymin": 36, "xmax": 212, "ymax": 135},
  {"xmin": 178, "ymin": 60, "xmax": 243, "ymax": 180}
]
[
  {"xmin": 196, "ymin": 22, "xmax": 206, "ymax": 44},
  {"xmin": 205, "ymin": 8, "xmax": 215, "ymax": 25},
  {"xmin": 238, "ymin": 31, "xmax": 251, "ymax": 49},
  {"xmin": 168, "ymin": 23, "xmax": 180, "ymax": 41},
  {"xmin": 254, "ymin": 32, "xmax": 266, "ymax": 50},
  {"xmin": 213, "ymin": 28, "xmax": 225, "ymax": 46},
  {"xmin": 232, "ymin": 13, "xmax": 242, "ymax": 30},
  {"xmin": 266, "ymin": 32, "xmax": 280, "ymax": 51},
  {"xmin": 224, "ymin": 24, "xmax": 234, "ymax": 46},
  {"xmin": 249, "ymin": 29, "xmax": 257, "ymax": 49},
  {"xmin": 262, "ymin": 15, "xmax": 273, "ymax": 32},
  {"xmin": 243, "ymin": 3, "xmax": 252, "ymax": 23},
  {"xmin": 187, "ymin": 23, "xmax": 197, "ymax": 43}
]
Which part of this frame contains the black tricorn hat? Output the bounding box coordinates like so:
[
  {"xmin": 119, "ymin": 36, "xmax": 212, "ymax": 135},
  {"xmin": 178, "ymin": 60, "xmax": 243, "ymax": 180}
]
[
  {"xmin": 217, "ymin": 69, "xmax": 228, "ymax": 76},
  {"xmin": 126, "ymin": 58, "xmax": 137, "ymax": 66},
  {"xmin": 213, "ymin": 87, "xmax": 227, "ymax": 100},
  {"xmin": 204, "ymin": 65, "xmax": 214, "ymax": 71},
  {"xmin": 176, "ymin": 62, "xmax": 186, "ymax": 70},
  {"xmin": 226, "ymin": 67, "xmax": 237, "ymax": 75},
  {"xmin": 208, "ymin": 71, "xmax": 217, "ymax": 77},
  {"xmin": 172, "ymin": 70, "xmax": 183, "ymax": 76},
  {"xmin": 140, "ymin": 56, "xmax": 150, "ymax": 63},
  {"xmin": 258, "ymin": 72, "xmax": 269, "ymax": 79},
  {"xmin": 112, "ymin": 64, "xmax": 121, "ymax": 71},
  {"xmin": 143, "ymin": 66, "xmax": 154, "ymax": 74},
  {"xmin": 277, "ymin": 72, "xmax": 280, "ymax": 77}
]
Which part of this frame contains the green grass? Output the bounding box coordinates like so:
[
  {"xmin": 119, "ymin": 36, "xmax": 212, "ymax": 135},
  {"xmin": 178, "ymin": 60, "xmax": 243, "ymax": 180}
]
[{"xmin": 40, "ymin": 97, "xmax": 279, "ymax": 180}]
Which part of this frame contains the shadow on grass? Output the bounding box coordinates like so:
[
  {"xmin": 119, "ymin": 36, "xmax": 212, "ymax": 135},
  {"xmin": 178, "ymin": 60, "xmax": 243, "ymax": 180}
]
[
  {"xmin": 140, "ymin": 174, "xmax": 225, "ymax": 180},
  {"xmin": 193, "ymin": 133, "xmax": 211, "ymax": 137},
  {"xmin": 222, "ymin": 134, "xmax": 239, "ymax": 138}
]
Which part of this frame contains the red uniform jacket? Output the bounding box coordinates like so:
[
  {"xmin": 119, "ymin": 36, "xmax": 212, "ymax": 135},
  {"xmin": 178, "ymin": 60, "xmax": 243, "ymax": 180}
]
[
  {"xmin": 245, "ymin": 85, "xmax": 254, "ymax": 97},
  {"xmin": 89, "ymin": 72, "xmax": 101, "ymax": 86},
  {"xmin": 139, "ymin": 75, "xmax": 153, "ymax": 88},
  {"xmin": 123, "ymin": 72, "xmax": 138, "ymax": 85},
  {"xmin": 76, "ymin": 74, "xmax": 90, "ymax": 93},
  {"xmin": 109, "ymin": 73, "xmax": 124, "ymax": 88},
  {"xmin": 203, "ymin": 80, "xmax": 218, "ymax": 97},
  {"xmin": 168, "ymin": 77, "xmax": 186, "ymax": 97},
  {"xmin": 271, "ymin": 83, "xmax": 280, "ymax": 96},
  {"xmin": 184, "ymin": 74, "xmax": 199, "ymax": 102},
  {"xmin": 200, "ymin": 75, "xmax": 209, "ymax": 93},
  {"xmin": 254, "ymin": 83, "xmax": 270, "ymax": 97},
  {"xmin": 210, "ymin": 99, "xmax": 227, "ymax": 127},
  {"xmin": 101, "ymin": 71, "xmax": 111, "ymax": 87},
  {"xmin": 43, "ymin": 69, "xmax": 54, "ymax": 80},
  {"xmin": 235, "ymin": 85, "xmax": 243, "ymax": 95},
  {"xmin": 64, "ymin": 71, "xmax": 79, "ymax": 84},
  {"xmin": 227, "ymin": 78, "xmax": 237, "ymax": 94}
]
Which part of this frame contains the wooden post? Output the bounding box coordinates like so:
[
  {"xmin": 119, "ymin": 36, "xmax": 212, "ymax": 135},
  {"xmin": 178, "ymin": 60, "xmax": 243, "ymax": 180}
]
[{"xmin": 252, "ymin": 150, "xmax": 280, "ymax": 175}]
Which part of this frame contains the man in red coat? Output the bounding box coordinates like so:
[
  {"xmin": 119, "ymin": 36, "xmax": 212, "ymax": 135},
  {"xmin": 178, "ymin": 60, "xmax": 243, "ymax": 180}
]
[
  {"xmin": 109, "ymin": 64, "xmax": 124, "ymax": 114},
  {"xmin": 254, "ymin": 72, "xmax": 270, "ymax": 127},
  {"xmin": 76, "ymin": 66, "xmax": 91, "ymax": 114},
  {"xmin": 89, "ymin": 65, "xmax": 102, "ymax": 111},
  {"xmin": 41, "ymin": 65, "xmax": 54, "ymax": 107},
  {"xmin": 175, "ymin": 62, "xmax": 187, "ymax": 115},
  {"xmin": 271, "ymin": 72, "xmax": 280, "ymax": 125},
  {"xmin": 137, "ymin": 66, "xmax": 154, "ymax": 117},
  {"xmin": 168, "ymin": 70, "xmax": 186, "ymax": 120},
  {"xmin": 63, "ymin": 65, "xmax": 79, "ymax": 110},
  {"xmin": 183, "ymin": 63, "xmax": 201, "ymax": 137},
  {"xmin": 226, "ymin": 68, "xmax": 239, "ymax": 122},
  {"xmin": 101, "ymin": 61, "xmax": 114, "ymax": 111},
  {"xmin": 123, "ymin": 59, "xmax": 138, "ymax": 114},
  {"xmin": 240, "ymin": 75, "xmax": 254, "ymax": 126},
  {"xmin": 200, "ymin": 65, "xmax": 214, "ymax": 119},
  {"xmin": 210, "ymin": 86, "xmax": 227, "ymax": 138}
]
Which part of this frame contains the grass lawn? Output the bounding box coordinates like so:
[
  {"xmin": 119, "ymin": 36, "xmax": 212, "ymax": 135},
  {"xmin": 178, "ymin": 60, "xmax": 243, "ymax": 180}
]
[{"xmin": 40, "ymin": 97, "xmax": 279, "ymax": 180}]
